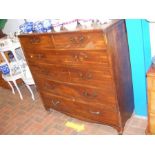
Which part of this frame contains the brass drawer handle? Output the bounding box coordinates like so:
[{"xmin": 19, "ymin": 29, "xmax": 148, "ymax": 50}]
[
  {"xmin": 36, "ymin": 54, "xmax": 44, "ymax": 59},
  {"xmin": 74, "ymin": 54, "xmax": 78, "ymax": 60},
  {"xmin": 30, "ymin": 37, "xmax": 41, "ymax": 44},
  {"xmin": 35, "ymin": 38, "xmax": 41, "ymax": 43},
  {"xmin": 52, "ymin": 99, "xmax": 60, "ymax": 106},
  {"xmin": 73, "ymin": 53, "xmax": 88, "ymax": 61},
  {"xmin": 89, "ymin": 111, "xmax": 100, "ymax": 115},
  {"xmin": 30, "ymin": 38, "xmax": 35, "ymax": 43},
  {"xmin": 82, "ymin": 91, "xmax": 97, "ymax": 98},
  {"xmin": 79, "ymin": 72, "xmax": 92, "ymax": 80},
  {"xmin": 70, "ymin": 37, "xmax": 76, "ymax": 44},
  {"xmin": 45, "ymin": 83, "xmax": 56, "ymax": 89},
  {"xmin": 70, "ymin": 35, "xmax": 85, "ymax": 44},
  {"xmin": 79, "ymin": 73, "xmax": 84, "ymax": 78},
  {"xmin": 79, "ymin": 52, "xmax": 88, "ymax": 60},
  {"xmin": 41, "ymin": 69, "xmax": 49, "ymax": 75},
  {"xmin": 30, "ymin": 54, "xmax": 44, "ymax": 59},
  {"xmin": 79, "ymin": 35, "xmax": 85, "ymax": 43},
  {"xmin": 87, "ymin": 73, "xmax": 92, "ymax": 79}
]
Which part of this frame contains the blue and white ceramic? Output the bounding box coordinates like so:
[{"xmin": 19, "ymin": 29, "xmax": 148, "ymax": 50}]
[
  {"xmin": 25, "ymin": 22, "xmax": 33, "ymax": 33},
  {"xmin": 19, "ymin": 24, "xmax": 26, "ymax": 33},
  {"xmin": 33, "ymin": 21, "xmax": 45, "ymax": 33},
  {"xmin": 0, "ymin": 63, "xmax": 10, "ymax": 75},
  {"xmin": 42, "ymin": 19, "xmax": 52, "ymax": 32},
  {"xmin": 19, "ymin": 19, "xmax": 53, "ymax": 34},
  {"xmin": 19, "ymin": 21, "xmax": 33, "ymax": 33}
]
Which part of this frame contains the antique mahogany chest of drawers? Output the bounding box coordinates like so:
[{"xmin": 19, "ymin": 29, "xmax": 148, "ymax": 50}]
[
  {"xmin": 146, "ymin": 65, "xmax": 155, "ymax": 134},
  {"xmin": 18, "ymin": 20, "xmax": 134, "ymax": 134}
]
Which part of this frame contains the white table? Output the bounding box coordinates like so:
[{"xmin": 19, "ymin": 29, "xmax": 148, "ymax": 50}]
[{"xmin": 0, "ymin": 37, "xmax": 35, "ymax": 100}]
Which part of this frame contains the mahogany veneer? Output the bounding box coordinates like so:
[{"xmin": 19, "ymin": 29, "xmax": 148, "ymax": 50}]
[
  {"xmin": 18, "ymin": 20, "xmax": 134, "ymax": 134},
  {"xmin": 146, "ymin": 65, "xmax": 155, "ymax": 134}
]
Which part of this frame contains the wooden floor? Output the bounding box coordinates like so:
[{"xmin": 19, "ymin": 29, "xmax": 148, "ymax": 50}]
[{"xmin": 0, "ymin": 85, "xmax": 147, "ymax": 135}]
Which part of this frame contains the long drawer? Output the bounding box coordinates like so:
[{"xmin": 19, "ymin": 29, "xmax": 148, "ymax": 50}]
[
  {"xmin": 29, "ymin": 63, "xmax": 113, "ymax": 89},
  {"xmin": 40, "ymin": 91, "xmax": 119, "ymax": 126},
  {"xmin": 36, "ymin": 78, "xmax": 117, "ymax": 105},
  {"xmin": 24, "ymin": 49, "xmax": 109, "ymax": 66}
]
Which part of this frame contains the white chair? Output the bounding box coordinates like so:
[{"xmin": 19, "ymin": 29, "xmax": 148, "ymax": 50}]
[{"xmin": 0, "ymin": 37, "xmax": 35, "ymax": 100}]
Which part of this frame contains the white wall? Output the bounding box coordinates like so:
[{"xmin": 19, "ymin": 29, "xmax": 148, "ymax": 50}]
[
  {"xmin": 2, "ymin": 19, "xmax": 76, "ymax": 34},
  {"xmin": 2, "ymin": 19, "xmax": 111, "ymax": 34},
  {"xmin": 3, "ymin": 19, "xmax": 25, "ymax": 34},
  {"xmin": 2, "ymin": 19, "xmax": 77, "ymax": 34},
  {"xmin": 2, "ymin": 19, "xmax": 45, "ymax": 34}
]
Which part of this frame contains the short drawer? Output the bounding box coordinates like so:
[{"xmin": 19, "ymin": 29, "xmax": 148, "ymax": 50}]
[
  {"xmin": 19, "ymin": 35, "xmax": 54, "ymax": 50},
  {"xmin": 37, "ymin": 78, "xmax": 117, "ymax": 105},
  {"xmin": 52, "ymin": 30, "xmax": 107, "ymax": 49},
  {"xmin": 40, "ymin": 92, "xmax": 119, "ymax": 126}
]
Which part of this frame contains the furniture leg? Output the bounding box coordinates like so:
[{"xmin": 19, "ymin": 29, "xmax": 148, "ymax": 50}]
[
  {"xmin": 13, "ymin": 80, "xmax": 23, "ymax": 100},
  {"xmin": 25, "ymin": 84, "xmax": 35, "ymax": 100},
  {"xmin": 7, "ymin": 81, "xmax": 15, "ymax": 94},
  {"xmin": 117, "ymin": 128, "xmax": 123, "ymax": 135}
]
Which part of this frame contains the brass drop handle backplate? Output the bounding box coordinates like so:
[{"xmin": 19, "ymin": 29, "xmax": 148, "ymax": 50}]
[
  {"xmin": 45, "ymin": 83, "xmax": 56, "ymax": 90},
  {"xmin": 30, "ymin": 54, "xmax": 43, "ymax": 59},
  {"xmin": 52, "ymin": 100, "xmax": 60, "ymax": 106},
  {"xmin": 79, "ymin": 35, "xmax": 85, "ymax": 43},
  {"xmin": 79, "ymin": 72, "xmax": 92, "ymax": 80},
  {"xmin": 83, "ymin": 91, "xmax": 97, "ymax": 98},
  {"xmin": 70, "ymin": 35, "xmax": 85, "ymax": 44},
  {"xmin": 41, "ymin": 69, "xmax": 49, "ymax": 75},
  {"xmin": 89, "ymin": 111, "xmax": 100, "ymax": 115},
  {"xmin": 73, "ymin": 52, "xmax": 88, "ymax": 61},
  {"xmin": 30, "ymin": 37, "xmax": 41, "ymax": 44},
  {"xmin": 70, "ymin": 37, "xmax": 76, "ymax": 44},
  {"xmin": 79, "ymin": 52, "xmax": 88, "ymax": 59},
  {"xmin": 36, "ymin": 54, "xmax": 44, "ymax": 59},
  {"xmin": 86, "ymin": 73, "xmax": 92, "ymax": 79}
]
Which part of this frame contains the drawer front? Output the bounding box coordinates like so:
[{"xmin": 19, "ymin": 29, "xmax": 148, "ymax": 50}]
[
  {"xmin": 148, "ymin": 91, "xmax": 155, "ymax": 113},
  {"xmin": 40, "ymin": 92, "xmax": 119, "ymax": 126},
  {"xmin": 29, "ymin": 60, "xmax": 110, "ymax": 73},
  {"xmin": 19, "ymin": 35, "xmax": 54, "ymax": 50},
  {"xmin": 37, "ymin": 78, "xmax": 117, "ymax": 105},
  {"xmin": 147, "ymin": 77, "xmax": 155, "ymax": 91},
  {"xmin": 52, "ymin": 31, "xmax": 107, "ymax": 49},
  {"xmin": 67, "ymin": 65, "xmax": 112, "ymax": 87},
  {"xmin": 30, "ymin": 64, "xmax": 70, "ymax": 83},
  {"xmin": 148, "ymin": 113, "xmax": 155, "ymax": 134},
  {"xmin": 25, "ymin": 49, "xmax": 110, "ymax": 66},
  {"xmin": 30, "ymin": 63, "xmax": 113, "ymax": 88}
]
